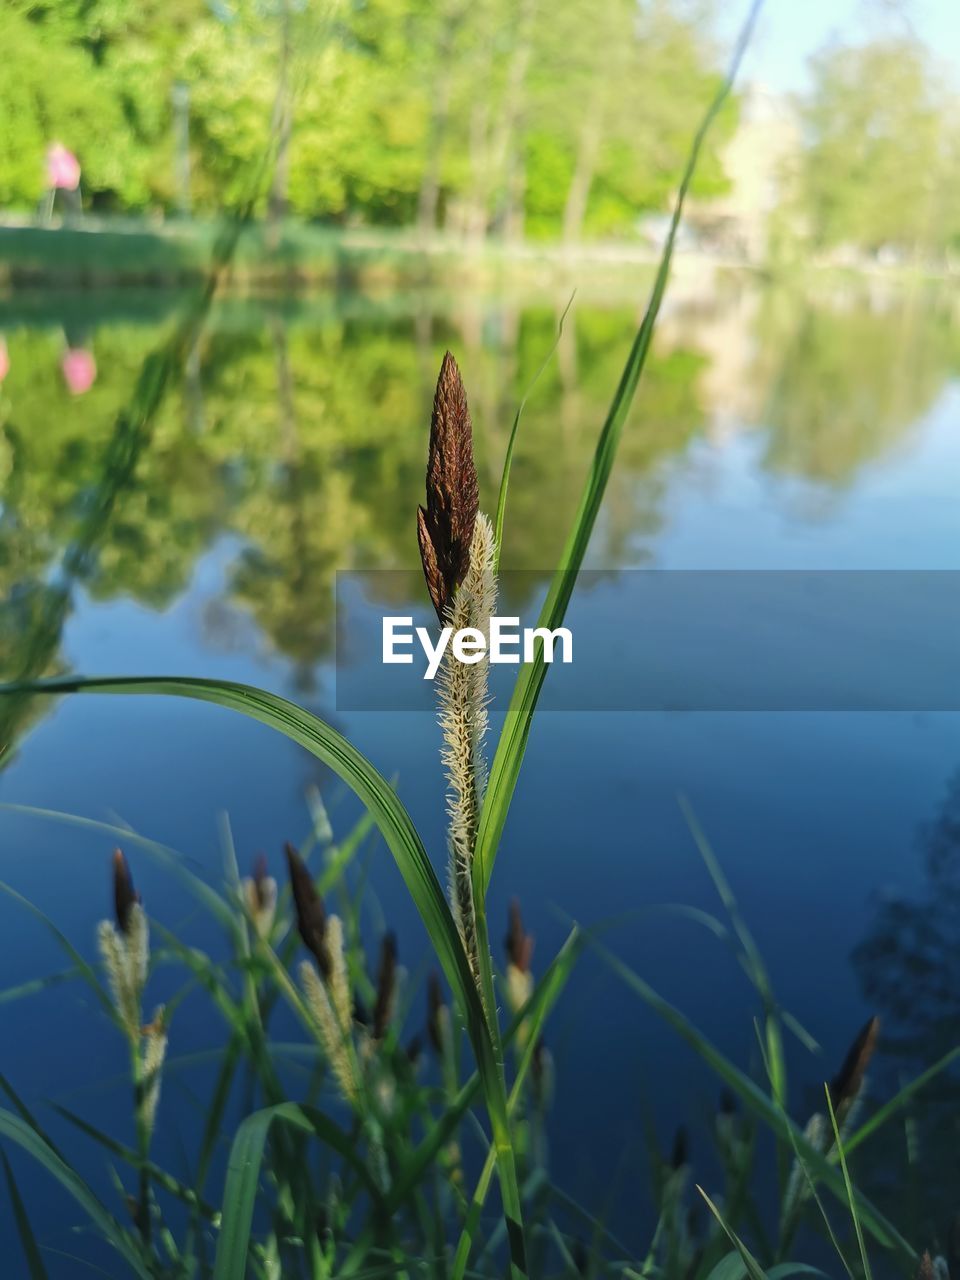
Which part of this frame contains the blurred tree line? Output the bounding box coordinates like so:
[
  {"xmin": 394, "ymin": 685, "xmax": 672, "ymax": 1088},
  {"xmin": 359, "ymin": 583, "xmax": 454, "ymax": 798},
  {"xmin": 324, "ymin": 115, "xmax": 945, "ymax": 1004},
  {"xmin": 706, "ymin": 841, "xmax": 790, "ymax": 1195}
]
[
  {"xmin": 3, "ymin": 0, "xmax": 732, "ymax": 238},
  {"xmin": 796, "ymin": 38, "xmax": 960, "ymax": 259}
]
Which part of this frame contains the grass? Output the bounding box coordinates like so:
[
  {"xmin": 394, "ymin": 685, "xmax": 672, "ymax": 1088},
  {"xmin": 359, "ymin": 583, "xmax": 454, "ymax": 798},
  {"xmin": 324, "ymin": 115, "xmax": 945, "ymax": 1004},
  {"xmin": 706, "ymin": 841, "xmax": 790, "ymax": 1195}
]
[{"xmin": 0, "ymin": 1, "xmax": 952, "ymax": 1276}]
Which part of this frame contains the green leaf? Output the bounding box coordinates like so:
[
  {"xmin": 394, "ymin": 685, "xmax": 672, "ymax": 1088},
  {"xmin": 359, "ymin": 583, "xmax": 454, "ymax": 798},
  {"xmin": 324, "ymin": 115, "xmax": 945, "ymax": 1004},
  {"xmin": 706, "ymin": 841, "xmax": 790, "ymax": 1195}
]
[
  {"xmin": 51, "ymin": 1105, "xmax": 215, "ymax": 1218},
  {"xmin": 842, "ymin": 1046, "xmax": 960, "ymax": 1156},
  {"xmin": 473, "ymin": 1, "xmax": 764, "ymax": 899},
  {"xmin": 494, "ymin": 290, "xmax": 576, "ymax": 568},
  {"xmin": 698, "ymin": 1186, "xmax": 768, "ymax": 1280},
  {"xmin": 825, "ymin": 1085, "xmax": 872, "ymax": 1280},
  {"xmin": 211, "ymin": 1102, "xmax": 380, "ymax": 1280},
  {"xmin": 1, "ymin": 1148, "xmax": 49, "ymax": 1280},
  {"xmin": 0, "ymin": 1108, "xmax": 149, "ymax": 1277},
  {"xmin": 0, "ymin": 803, "xmax": 237, "ymax": 933},
  {"xmin": 0, "ymin": 674, "xmax": 526, "ymax": 1275},
  {"xmin": 0, "ymin": 880, "xmax": 115, "ymax": 1024},
  {"xmin": 593, "ymin": 938, "xmax": 915, "ymax": 1267}
]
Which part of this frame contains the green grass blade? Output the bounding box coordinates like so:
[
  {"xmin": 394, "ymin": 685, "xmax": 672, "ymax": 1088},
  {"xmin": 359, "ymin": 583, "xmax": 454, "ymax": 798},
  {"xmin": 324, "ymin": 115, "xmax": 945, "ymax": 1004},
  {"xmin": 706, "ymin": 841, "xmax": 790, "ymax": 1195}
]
[
  {"xmin": 493, "ymin": 290, "xmax": 576, "ymax": 568},
  {"xmin": 593, "ymin": 939, "xmax": 915, "ymax": 1266},
  {"xmin": 51, "ymin": 1104, "xmax": 215, "ymax": 1218},
  {"xmin": 0, "ymin": 803, "xmax": 237, "ymax": 932},
  {"xmin": 1, "ymin": 1148, "xmax": 50, "ymax": 1280},
  {"xmin": 449, "ymin": 928, "xmax": 582, "ymax": 1280},
  {"xmin": 211, "ymin": 1102, "xmax": 380, "ymax": 1280},
  {"xmin": 2, "ymin": 673, "xmax": 527, "ymax": 1274},
  {"xmin": 679, "ymin": 795, "xmax": 788, "ymax": 1108},
  {"xmin": 474, "ymin": 0, "xmax": 764, "ymax": 897},
  {"xmin": 841, "ymin": 1046, "xmax": 960, "ymax": 1157},
  {"xmin": 389, "ymin": 926, "xmax": 582, "ymax": 1213},
  {"xmin": 0, "ymin": 969, "xmax": 79, "ymax": 1007},
  {"xmin": 0, "ymin": 881, "xmax": 115, "ymax": 1024},
  {"xmin": 0, "ymin": 1109, "xmax": 149, "ymax": 1277},
  {"xmin": 825, "ymin": 1086, "xmax": 872, "ymax": 1280},
  {"xmin": 697, "ymin": 1187, "xmax": 767, "ymax": 1280}
]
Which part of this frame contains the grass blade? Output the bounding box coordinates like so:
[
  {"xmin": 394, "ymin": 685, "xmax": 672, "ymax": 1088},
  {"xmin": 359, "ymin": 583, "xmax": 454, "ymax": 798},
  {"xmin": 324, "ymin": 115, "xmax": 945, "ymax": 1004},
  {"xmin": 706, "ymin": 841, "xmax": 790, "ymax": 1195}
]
[
  {"xmin": 474, "ymin": 0, "xmax": 765, "ymax": 897},
  {"xmin": 825, "ymin": 1086, "xmax": 872, "ymax": 1280},
  {"xmin": 494, "ymin": 290, "xmax": 576, "ymax": 568},
  {"xmin": 1, "ymin": 1148, "xmax": 50, "ymax": 1280},
  {"xmin": 698, "ymin": 1186, "xmax": 767, "ymax": 1280},
  {"xmin": 0, "ymin": 1108, "xmax": 149, "ymax": 1277},
  {"xmin": 593, "ymin": 939, "xmax": 915, "ymax": 1267},
  {"xmin": 841, "ymin": 1046, "xmax": 960, "ymax": 1157},
  {"xmin": 211, "ymin": 1102, "xmax": 380, "ymax": 1280},
  {"xmin": 0, "ymin": 673, "xmax": 527, "ymax": 1275}
]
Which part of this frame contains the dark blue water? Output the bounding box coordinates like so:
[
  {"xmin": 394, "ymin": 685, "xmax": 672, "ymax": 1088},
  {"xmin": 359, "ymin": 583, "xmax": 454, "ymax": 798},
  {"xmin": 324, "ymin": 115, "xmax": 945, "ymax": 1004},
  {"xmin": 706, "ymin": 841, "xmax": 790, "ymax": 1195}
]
[{"xmin": 1, "ymin": 280, "xmax": 958, "ymax": 1271}]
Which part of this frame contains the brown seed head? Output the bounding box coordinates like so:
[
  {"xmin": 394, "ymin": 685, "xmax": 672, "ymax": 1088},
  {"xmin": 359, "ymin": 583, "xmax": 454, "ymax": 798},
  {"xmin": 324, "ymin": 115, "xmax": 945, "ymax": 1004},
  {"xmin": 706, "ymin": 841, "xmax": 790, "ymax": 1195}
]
[
  {"xmin": 916, "ymin": 1253, "xmax": 935, "ymax": 1280},
  {"xmin": 828, "ymin": 1015, "xmax": 880, "ymax": 1115},
  {"xmin": 112, "ymin": 848, "xmax": 139, "ymax": 935},
  {"xmin": 505, "ymin": 898, "xmax": 533, "ymax": 973},
  {"xmin": 284, "ymin": 842, "xmax": 330, "ymax": 978},
  {"xmin": 372, "ymin": 931, "xmax": 398, "ymax": 1042},
  {"xmin": 427, "ymin": 971, "xmax": 447, "ymax": 1056},
  {"xmin": 417, "ymin": 351, "xmax": 479, "ymax": 621}
]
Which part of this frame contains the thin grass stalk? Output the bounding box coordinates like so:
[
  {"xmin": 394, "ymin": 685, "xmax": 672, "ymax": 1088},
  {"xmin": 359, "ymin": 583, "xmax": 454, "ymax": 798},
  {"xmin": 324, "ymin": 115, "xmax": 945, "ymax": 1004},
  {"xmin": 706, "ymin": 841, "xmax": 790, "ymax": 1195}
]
[{"xmin": 473, "ymin": 0, "xmax": 766, "ymax": 899}]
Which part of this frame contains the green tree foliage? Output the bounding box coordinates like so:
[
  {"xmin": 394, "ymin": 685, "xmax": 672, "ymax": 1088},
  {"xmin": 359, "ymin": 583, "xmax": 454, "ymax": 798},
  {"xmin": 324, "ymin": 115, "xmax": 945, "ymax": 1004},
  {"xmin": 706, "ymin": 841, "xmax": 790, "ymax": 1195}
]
[
  {"xmin": 1, "ymin": 0, "xmax": 732, "ymax": 236},
  {"xmin": 797, "ymin": 37, "xmax": 960, "ymax": 256}
]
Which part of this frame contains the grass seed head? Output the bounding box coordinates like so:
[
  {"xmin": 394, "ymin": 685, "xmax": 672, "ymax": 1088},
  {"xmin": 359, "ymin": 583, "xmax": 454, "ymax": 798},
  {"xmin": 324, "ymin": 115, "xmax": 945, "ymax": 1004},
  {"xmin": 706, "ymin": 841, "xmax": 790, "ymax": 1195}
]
[
  {"xmin": 243, "ymin": 855, "xmax": 278, "ymax": 938},
  {"xmin": 828, "ymin": 1014, "xmax": 879, "ymax": 1117},
  {"xmin": 285, "ymin": 841, "xmax": 330, "ymax": 977},
  {"xmin": 113, "ymin": 848, "xmax": 139, "ymax": 935},
  {"xmin": 417, "ymin": 351, "xmax": 479, "ymax": 621},
  {"xmin": 505, "ymin": 898, "xmax": 533, "ymax": 973},
  {"xmin": 372, "ymin": 931, "xmax": 398, "ymax": 1042}
]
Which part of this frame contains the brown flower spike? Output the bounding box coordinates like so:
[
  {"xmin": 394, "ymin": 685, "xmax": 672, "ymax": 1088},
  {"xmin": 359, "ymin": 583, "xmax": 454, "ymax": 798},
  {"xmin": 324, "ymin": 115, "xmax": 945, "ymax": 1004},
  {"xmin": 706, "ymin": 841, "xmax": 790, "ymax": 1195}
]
[
  {"xmin": 417, "ymin": 351, "xmax": 479, "ymax": 621},
  {"xmin": 427, "ymin": 971, "xmax": 447, "ymax": 1056},
  {"xmin": 284, "ymin": 842, "xmax": 330, "ymax": 978},
  {"xmin": 505, "ymin": 898, "xmax": 534, "ymax": 973},
  {"xmin": 828, "ymin": 1014, "xmax": 880, "ymax": 1118},
  {"xmin": 113, "ymin": 848, "xmax": 139, "ymax": 935},
  {"xmin": 372, "ymin": 931, "xmax": 398, "ymax": 1042}
]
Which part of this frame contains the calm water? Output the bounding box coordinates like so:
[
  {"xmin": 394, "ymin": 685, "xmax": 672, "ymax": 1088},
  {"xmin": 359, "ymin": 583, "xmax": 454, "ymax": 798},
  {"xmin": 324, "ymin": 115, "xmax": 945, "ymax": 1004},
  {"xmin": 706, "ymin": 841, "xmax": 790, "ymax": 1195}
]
[{"xmin": 1, "ymin": 275, "xmax": 959, "ymax": 1270}]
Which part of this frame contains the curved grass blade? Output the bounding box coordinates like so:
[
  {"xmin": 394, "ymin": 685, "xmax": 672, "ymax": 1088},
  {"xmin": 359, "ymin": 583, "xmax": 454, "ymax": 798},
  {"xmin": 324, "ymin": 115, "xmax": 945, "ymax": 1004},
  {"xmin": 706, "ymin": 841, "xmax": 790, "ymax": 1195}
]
[
  {"xmin": 494, "ymin": 290, "xmax": 576, "ymax": 569},
  {"xmin": 211, "ymin": 1102, "xmax": 379, "ymax": 1280},
  {"xmin": 697, "ymin": 1188, "xmax": 767, "ymax": 1280},
  {"xmin": 0, "ymin": 1109, "xmax": 149, "ymax": 1277},
  {"xmin": 0, "ymin": 673, "xmax": 528, "ymax": 1275},
  {"xmin": 474, "ymin": 0, "xmax": 765, "ymax": 898},
  {"xmin": 451, "ymin": 927, "xmax": 582, "ymax": 1280},
  {"xmin": 1, "ymin": 1148, "xmax": 49, "ymax": 1280},
  {"xmin": 825, "ymin": 1086, "xmax": 872, "ymax": 1280},
  {"xmin": 0, "ymin": 803, "xmax": 236, "ymax": 932},
  {"xmin": 51, "ymin": 1105, "xmax": 215, "ymax": 1218},
  {"xmin": 842, "ymin": 1046, "xmax": 960, "ymax": 1157},
  {"xmin": 679, "ymin": 795, "xmax": 790, "ymax": 1123},
  {"xmin": 0, "ymin": 968, "xmax": 79, "ymax": 1007},
  {"xmin": 593, "ymin": 939, "xmax": 915, "ymax": 1266},
  {"xmin": 0, "ymin": 881, "xmax": 115, "ymax": 1024}
]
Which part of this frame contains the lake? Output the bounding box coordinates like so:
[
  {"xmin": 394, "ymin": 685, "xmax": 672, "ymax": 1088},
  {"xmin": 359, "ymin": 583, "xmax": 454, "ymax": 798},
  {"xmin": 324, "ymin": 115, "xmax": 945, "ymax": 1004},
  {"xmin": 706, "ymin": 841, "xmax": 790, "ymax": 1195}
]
[{"xmin": 1, "ymin": 272, "xmax": 958, "ymax": 1272}]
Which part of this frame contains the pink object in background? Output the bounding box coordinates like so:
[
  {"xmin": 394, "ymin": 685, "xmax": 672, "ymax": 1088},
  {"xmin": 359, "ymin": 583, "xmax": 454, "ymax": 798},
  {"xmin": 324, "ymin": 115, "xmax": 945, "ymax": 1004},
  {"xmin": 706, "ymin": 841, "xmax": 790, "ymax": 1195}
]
[
  {"xmin": 61, "ymin": 348, "xmax": 96, "ymax": 395},
  {"xmin": 0, "ymin": 340, "xmax": 8, "ymax": 383},
  {"xmin": 46, "ymin": 144, "xmax": 81, "ymax": 191}
]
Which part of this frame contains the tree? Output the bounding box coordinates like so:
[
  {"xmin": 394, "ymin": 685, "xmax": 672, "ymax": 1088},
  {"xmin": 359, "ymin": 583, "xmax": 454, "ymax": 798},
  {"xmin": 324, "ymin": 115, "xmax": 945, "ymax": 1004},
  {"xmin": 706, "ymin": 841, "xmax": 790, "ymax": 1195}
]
[{"xmin": 798, "ymin": 37, "xmax": 958, "ymax": 256}]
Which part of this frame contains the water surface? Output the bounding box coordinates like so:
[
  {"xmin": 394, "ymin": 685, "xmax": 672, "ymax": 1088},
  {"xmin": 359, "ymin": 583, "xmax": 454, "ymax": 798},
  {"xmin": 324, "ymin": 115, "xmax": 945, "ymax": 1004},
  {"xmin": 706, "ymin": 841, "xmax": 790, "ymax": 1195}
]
[{"xmin": 1, "ymin": 275, "xmax": 958, "ymax": 1268}]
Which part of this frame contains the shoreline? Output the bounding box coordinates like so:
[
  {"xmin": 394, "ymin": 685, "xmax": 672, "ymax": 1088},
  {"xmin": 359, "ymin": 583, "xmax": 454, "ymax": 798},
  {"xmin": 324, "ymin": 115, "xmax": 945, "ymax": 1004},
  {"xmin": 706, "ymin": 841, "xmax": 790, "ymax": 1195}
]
[{"xmin": 1, "ymin": 217, "xmax": 956, "ymax": 292}]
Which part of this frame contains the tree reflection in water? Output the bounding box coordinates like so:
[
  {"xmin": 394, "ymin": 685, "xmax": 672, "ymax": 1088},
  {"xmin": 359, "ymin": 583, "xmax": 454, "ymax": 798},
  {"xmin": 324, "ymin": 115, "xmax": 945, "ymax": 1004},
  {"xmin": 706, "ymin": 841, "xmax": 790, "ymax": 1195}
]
[{"xmin": 853, "ymin": 770, "xmax": 960, "ymax": 1263}]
